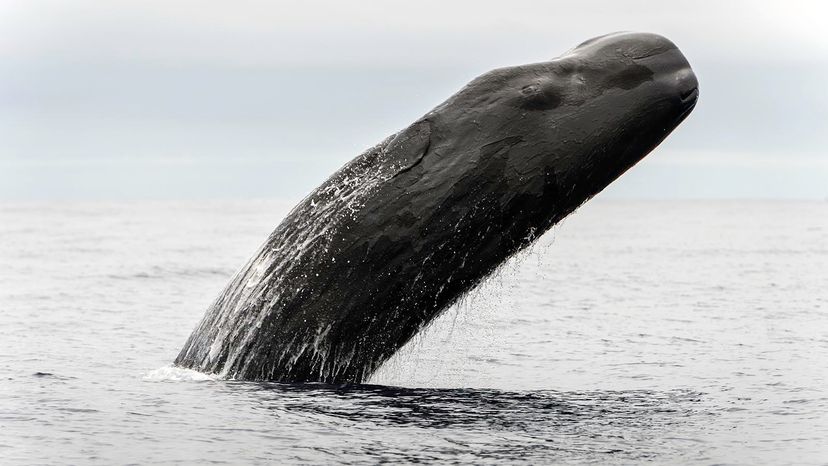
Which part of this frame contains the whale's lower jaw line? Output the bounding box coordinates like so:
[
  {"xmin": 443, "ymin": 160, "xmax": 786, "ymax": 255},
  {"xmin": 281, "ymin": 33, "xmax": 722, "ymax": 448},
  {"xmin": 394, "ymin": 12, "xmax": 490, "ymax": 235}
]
[{"xmin": 174, "ymin": 32, "xmax": 698, "ymax": 383}]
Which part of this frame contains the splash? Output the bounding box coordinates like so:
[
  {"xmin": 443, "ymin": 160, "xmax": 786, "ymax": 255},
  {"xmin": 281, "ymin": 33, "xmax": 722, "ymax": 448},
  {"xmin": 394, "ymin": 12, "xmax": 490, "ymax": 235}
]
[{"xmin": 144, "ymin": 365, "xmax": 216, "ymax": 382}]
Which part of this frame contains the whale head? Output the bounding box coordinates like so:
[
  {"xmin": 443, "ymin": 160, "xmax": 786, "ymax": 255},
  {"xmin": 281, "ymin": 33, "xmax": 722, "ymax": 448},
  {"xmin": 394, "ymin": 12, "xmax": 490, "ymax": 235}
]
[
  {"xmin": 546, "ymin": 31, "xmax": 699, "ymax": 193},
  {"xmin": 425, "ymin": 32, "xmax": 698, "ymax": 218}
]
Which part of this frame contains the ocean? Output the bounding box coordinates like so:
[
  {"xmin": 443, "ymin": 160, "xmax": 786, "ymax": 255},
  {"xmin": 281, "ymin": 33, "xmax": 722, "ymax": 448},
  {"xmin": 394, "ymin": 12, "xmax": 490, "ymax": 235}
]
[{"xmin": 1, "ymin": 200, "xmax": 826, "ymax": 464}]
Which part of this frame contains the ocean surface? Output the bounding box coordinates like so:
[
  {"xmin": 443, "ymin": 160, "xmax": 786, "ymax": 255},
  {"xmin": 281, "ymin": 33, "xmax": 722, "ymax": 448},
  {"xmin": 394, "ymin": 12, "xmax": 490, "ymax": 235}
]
[{"xmin": 1, "ymin": 200, "xmax": 826, "ymax": 465}]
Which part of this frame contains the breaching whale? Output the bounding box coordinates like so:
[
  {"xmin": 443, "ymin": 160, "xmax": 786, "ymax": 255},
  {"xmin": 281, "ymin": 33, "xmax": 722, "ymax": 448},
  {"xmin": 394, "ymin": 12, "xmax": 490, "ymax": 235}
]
[{"xmin": 175, "ymin": 32, "xmax": 698, "ymax": 383}]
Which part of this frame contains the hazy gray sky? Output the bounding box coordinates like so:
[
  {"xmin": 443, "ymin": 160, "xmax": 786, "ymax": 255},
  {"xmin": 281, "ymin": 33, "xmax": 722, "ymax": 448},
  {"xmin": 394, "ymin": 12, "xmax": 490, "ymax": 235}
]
[{"xmin": 1, "ymin": 0, "xmax": 826, "ymax": 200}]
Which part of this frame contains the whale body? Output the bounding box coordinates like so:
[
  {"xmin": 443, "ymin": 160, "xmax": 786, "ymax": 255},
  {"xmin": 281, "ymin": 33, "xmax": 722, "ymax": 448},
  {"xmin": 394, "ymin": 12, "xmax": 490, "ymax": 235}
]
[{"xmin": 175, "ymin": 32, "xmax": 699, "ymax": 383}]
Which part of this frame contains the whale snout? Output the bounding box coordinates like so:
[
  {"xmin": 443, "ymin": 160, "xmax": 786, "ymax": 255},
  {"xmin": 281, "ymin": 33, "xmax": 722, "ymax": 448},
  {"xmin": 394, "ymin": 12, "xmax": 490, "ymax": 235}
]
[
  {"xmin": 677, "ymin": 68, "xmax": 699, "ymax": 109},
  {"xmin": 626, "ymin": 33, "xmax": 698, "ymax": 109},
  {"xmin": 576, "ymin": 31, "xmax": 699, "ymax": 112},
  {"xmin": 658, "ymin": 50, "xmax": 698, "ymax": 114}
]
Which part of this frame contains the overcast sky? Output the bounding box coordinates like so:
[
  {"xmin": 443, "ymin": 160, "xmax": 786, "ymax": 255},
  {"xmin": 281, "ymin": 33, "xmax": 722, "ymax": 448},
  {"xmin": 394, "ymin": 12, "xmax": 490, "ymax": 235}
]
[{"xmin": 1, "ymin": 0, "xmax": 826, "ymax": 200}]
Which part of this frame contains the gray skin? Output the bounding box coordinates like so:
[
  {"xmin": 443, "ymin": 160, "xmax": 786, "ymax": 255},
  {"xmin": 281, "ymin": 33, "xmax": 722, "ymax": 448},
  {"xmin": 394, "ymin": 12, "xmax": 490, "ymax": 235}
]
[{"xmin": 175, "ymin": 32, "xmax": 698, "ymax": 383}]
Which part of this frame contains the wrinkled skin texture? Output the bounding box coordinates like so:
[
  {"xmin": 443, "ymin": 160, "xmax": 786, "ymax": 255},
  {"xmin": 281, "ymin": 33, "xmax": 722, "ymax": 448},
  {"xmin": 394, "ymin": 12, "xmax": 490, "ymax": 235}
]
[{"xmin": 175, "ymin": 32, "xmax": 699, "ymax": 383}]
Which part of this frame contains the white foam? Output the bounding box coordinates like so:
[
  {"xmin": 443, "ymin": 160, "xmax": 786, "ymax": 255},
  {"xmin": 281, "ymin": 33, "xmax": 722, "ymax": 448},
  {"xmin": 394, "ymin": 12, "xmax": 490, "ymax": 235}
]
[{"xmin": 143, "ymin": 365, "xmax": 216, "ymax": 382}]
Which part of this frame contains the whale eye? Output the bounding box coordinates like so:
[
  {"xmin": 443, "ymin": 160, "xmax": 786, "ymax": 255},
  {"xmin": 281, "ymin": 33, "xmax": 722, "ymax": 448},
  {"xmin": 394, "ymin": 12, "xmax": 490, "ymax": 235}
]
[
  {"xmin": 519, "ymin": 82, "xmax": 562, "ymax": 111},
  {"xmin": 520, "ymin": 84, "xmax": 540, "ymax": 96}
]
